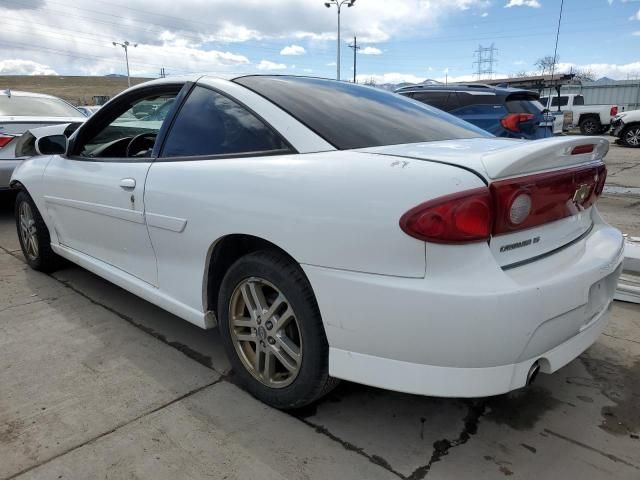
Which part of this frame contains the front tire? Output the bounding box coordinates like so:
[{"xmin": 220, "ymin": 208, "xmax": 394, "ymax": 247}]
[
  {"xmin": 620, "ymin": 125, "xmax": 640, "ymax": 148},
  {"xmin": 218, "ymin": 250, "xmax": 337, "ymax": 409},
  {"xmin": 579, "ymin": 116, "xmax": 601, "ymax": 135},
  {"xmin": 15, "ymin": 191, "xmax": 64, "ymax": 272}
]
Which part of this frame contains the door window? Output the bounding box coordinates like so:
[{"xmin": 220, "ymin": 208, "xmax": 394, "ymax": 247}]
[
  {"xmin": 451, "ymin": 104, "xmax": 507, "ymax": 116},
  {"xmin": 161, "ymin": 86, "xmax": 290, "ymax": 158},
  {"xmin": 76, "ymin": 92, "xmax": 179, "ymax": 159}
]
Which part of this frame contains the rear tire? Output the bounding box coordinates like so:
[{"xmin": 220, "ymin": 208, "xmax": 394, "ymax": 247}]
[
  {"xmin": 620, "ymin": 125, "xmax": 640, "ymax": 148},
  {"xmin": 579, "ymin": 116, "xmax": 601, "ymax": 135},
  {"xmin": 218, "ymin": 249, "xmax": 337, "ymax": 409},
  {"xmin": 15, "ymin": 190, "xmax": 64, "ymax": 272}
]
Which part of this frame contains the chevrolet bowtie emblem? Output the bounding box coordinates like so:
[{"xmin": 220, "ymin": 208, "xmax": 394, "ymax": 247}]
[{"xmin": 573, "ymin": 184, "xmax": 591, "ymax": 205}]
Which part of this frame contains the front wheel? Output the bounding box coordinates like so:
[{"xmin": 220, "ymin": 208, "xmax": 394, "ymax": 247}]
[
  {"xmin": 218, "ymin": 250, "xmax": 337, "ymax": 409},
  {"xmin": 15, "ymin": 191, "xmax": 64, "ymax": 272},
  {"xmin": 579, "ymin": 117, "xmax": 601, "ymax": 135},
  {"xmin": 620, "ymin": 125, "xmax": 640, "ymax": 148}
]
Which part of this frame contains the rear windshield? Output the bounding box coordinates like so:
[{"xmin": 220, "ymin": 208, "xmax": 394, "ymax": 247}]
[
  {"xmin": 233, "ymin": 76, "xmax": 489, "ymax": 150},
  {"xmin": 0, "ymin": 95, "xmax": 81, "ymax": 117},
  {"xmin": 505, "ymin": 94, "xmax": 544, "ymax": 114}
]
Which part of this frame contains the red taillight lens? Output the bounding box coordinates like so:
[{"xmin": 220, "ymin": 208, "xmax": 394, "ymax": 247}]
[
  {"xmin": 400, "ymin": 164, "xmax": 607, "ymax": 244},
  {"xmin": 0, "ymin": 134, "xmax": 14, "ymax": 149},
  {"xmin": 571, "ymin": 144, "xmax": 595, "ymax": 155},
  {"xmin": 491, "ymin": 163, "xmax": 607, "ymax": 235},
  {"xmin": 500, "ymin": 113, "xmax": 535, "ymax": 133},
  {"xmin": 610, "ymin": 106, "xmax": 618, "ymax": 117},
  {"xmin": 399, "ymin": 188, "xmax": 493, "ymax": 244}
]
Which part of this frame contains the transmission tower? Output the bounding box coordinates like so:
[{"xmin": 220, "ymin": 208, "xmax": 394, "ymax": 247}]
[{"xmin": 473, "ymin": 43, "xmax": 498, "ymax": 80}]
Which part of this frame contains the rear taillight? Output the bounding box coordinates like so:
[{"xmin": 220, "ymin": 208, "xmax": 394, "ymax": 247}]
[
  {"xmin": 571, "ymin": 144, "xmax": 594, "ymax": 155},
  {"xmin": 610, "ymin": 106, "xmax": 618, "ymax": 117},
  {"xmin": 399, "ymin": 188, "xmax": 493, "ymax": 244},
  {"xmin": 400, "ymin": 163, "xmax": 606, "ymax": 244},
  {"xmin": 500, "ymin": 113, "xmax": 534, "ymax": 133},
  {"xmin": 0, "ymin": 134, "xmax": 14, "ymax": 149},
  {"xmin": 491, "ymin": 163, "xmax": 606, "ymax": 235}
]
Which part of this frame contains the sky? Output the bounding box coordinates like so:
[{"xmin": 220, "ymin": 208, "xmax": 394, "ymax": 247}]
[{"xmin": 1, "ymin": 0, "xmax": 640, "ymax": 83}]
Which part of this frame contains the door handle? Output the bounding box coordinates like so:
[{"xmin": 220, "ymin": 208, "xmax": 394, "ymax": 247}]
[{"xmin": 119, "ymin": 178, "xmax": 136, "ymax": 189}]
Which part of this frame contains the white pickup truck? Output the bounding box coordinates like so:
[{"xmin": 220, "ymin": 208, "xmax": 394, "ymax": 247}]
[{"xmin": 539, "ymin": 93, "xmax": 619, "ymax": 135}]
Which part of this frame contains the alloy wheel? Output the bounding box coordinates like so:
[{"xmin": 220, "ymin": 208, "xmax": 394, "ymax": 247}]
[
  {"xmin": 18, "ymin": 201, "xmax": 39, "ymax": 261},
  {"xmin": 582, "ymin": 120, "xmax": 598, "ymax": 135},
  {"xmin": 625, "ymin": 127, "xmax": 640, "ymax": 146},
  {"xmin": 229, "ymin": 277, "xmax": 303, "ymax": 388}
]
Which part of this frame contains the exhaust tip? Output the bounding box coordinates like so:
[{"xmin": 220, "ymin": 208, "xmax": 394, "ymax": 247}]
[{"xmin": 526, "ymin": 362, "xmax": 541, "ymax": 386}]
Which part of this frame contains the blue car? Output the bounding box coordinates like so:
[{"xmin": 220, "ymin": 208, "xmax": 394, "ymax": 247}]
[{"xmin": 396, "ymin": 83, "xmax": 553, "ymax": 140}]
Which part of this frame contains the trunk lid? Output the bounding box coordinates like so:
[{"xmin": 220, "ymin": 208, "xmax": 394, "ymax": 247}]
[
  {"xmin": 0, "ymin": 116, "xmax": 85, "ymax": 135},
  {"xmin": 361, "ymin": 136, "xmax": 609, "ymax": 267}
]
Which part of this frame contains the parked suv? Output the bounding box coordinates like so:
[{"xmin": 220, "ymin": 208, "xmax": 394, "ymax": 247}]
[{"xmin": 396, "ymin": 84, "xmax": 553, "ymax": 140}]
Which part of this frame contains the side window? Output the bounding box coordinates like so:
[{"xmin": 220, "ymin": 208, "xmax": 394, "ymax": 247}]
[
  {"xmin": 551, "ymin": 96, "xmax": 569, "ymax": 107},
  {"xmin": 161, "ymin": 86, "xmax": 290, "ymax": 158},
  {"xmin": 573, "ymin": 95, "xmax": 585, "ymax": 106},
  {"xmin": 411, "ymin": 92, "xmax": 450, "ymax": 111},
  {"xmin": 451, "ymin": 104, "xmax": 507, "ymax": 116},
  {"xmin": 78, "ymin": 92, "xmax": 179, "ymax": 159}
]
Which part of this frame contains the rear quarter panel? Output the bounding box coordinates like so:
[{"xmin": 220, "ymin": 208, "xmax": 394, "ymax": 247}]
[{"xmin": 144, "ymin": 150, "xmax": 485, "ymax": 312}]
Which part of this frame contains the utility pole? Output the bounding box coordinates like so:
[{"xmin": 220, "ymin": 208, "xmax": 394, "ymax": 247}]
[
  {"xmin": 159, "ymin": 67, "xmax": 166, "ymax": 78},
  {"xmin": 324, "ymin": 0, "xmax": 356, "ymax": 81},
  {"xmin": 348, "ymin": 36, "xmax": 361, "ymax": 83},
  {"xmin": 113, "ymin": 40, "xmax": 138, "ymax": 87}
]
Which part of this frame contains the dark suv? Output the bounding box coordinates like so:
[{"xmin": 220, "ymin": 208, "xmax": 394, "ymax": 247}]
[{"xmin": 396, "ymin": 84, "xmax": 553, "ymax": 140}]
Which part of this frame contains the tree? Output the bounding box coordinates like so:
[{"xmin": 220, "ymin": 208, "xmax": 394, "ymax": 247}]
[
  {"xmin": 363, "ymin": 77, "xmax": 377, "ymax": 87},
  {"xmin": 573, "ymin": 67, "xmax": 595, "ymax": 82},
  {"xmin": 514, "ymin": 71, "xmax": 530, "ymax": 78},
  {"xmin": 534, "ymin": 55, "xmax": 558, "ymax": 76}
]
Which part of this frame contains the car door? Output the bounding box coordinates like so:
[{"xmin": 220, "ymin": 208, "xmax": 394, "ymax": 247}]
[
  {"xmin": 42, "ymin": 83, "xmax": 186, "ymax": 285},
  {"xmin": 143, "ymin": 84, "xmax": 294, "ymax": 309}
]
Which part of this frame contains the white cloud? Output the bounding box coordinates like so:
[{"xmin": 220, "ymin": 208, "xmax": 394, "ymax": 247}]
[
  {"xmin": 360, "ymin": 46, "xmax": 382, "ymax": 55},
  {"xmin": 505, "ymin": 0, "xmax": 541, "ymax": 8},
  {"xmin": 633, "ymin": 31, "xmax": 640, "ymax": 35},
  {"xmin": 256, "ymin": 60, "xmax": 287, "ymax": 71},
  {"xmin": 513, "ymin": 60, "xmax": 526, "ymax": 65},
  {"xmin": 280, "ymin": 44, "xmax": 306, "ymax": 55},
  {"xmin": 631, "ymin": 9, "xmax": 640, "ymax": 20},
  {"xmin": 327, "ymin": 61, "xmax": 337, "ymax": 67},
  {"xmin": 481, "ymin": 12, "xmax": 489, "ymax": 17},
  {"xmin": 0, "ymin": 59, "xmax": 57, "ymax": 75}
]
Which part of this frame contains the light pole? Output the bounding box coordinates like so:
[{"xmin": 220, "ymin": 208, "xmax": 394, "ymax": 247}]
[
  {"xmin": 112, "ymin": 40, "xmax": 137, "ymax": 87},
  {"xmin": 324, "ymin": 0, "xmax": 356, "ymax": 81}
]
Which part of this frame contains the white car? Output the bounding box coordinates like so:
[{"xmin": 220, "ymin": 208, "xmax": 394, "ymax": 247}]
[
  {"xmin": 0, "ymin": 90, "xmax": 85, "ymax": 190},
  {"xmin": 611, "ymin": 109, "xmax": 640, "ymax": 147},
  {"xmin": 10, "ymin": 75, "xmax": 623, "ymax": 409}
]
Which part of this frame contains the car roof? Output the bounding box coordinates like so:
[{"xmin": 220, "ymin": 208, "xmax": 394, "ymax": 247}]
[{"xmin": 395, "ymin": 83, "xmax": 534, "ymax": 96}]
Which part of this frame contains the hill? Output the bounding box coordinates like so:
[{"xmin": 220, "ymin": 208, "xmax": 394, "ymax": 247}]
[{"xmin": 0, "ymin": 75, "xmax": 153, "ymax": 106}]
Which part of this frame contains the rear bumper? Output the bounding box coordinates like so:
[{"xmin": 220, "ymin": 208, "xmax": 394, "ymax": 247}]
[
  {"xmin": 0, "ymin": 160, "xmax": 21, "ymax": 190},
  {"xmin": 304, "ymin": 211, "xmax": 624, "ymax": 397}
]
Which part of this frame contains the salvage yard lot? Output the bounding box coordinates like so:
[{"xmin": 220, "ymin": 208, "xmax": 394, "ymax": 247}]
[{"xmin": 0, "ymin": 140, "xmax": 639, "ymax": 480}]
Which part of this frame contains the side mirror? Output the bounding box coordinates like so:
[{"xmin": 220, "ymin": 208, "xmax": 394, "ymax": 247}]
[{"xmin": 35, "ymin": 134, "xmax": 67, "ymax": 156}]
